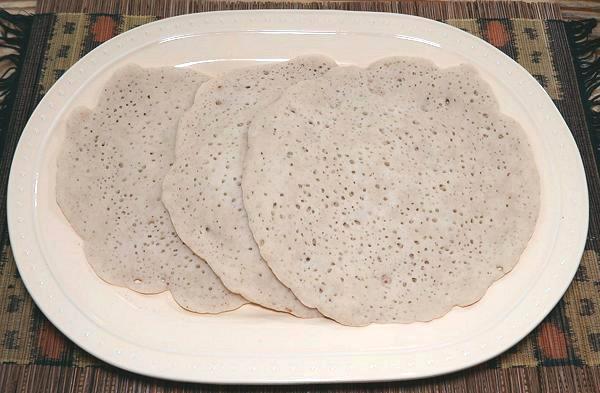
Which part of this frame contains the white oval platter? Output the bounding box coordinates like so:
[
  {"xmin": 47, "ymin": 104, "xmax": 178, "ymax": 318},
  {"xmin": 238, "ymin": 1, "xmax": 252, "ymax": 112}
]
[{"xmin": 7, "ymin": 10, "xmax": 588, "ymax": 384}]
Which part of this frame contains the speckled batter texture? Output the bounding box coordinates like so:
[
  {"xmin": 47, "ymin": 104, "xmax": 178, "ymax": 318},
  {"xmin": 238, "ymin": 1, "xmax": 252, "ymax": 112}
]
[
  {"xmin": 242, "ymin": 57, "xmax": 540, "ymax": 326},
  {"xmin": 56, "ymin": 65, "xmax": 247, "ymax": 313},
  {"xmin": 162, "ymin": 56, "xmax": 338, "ymax": 317}
]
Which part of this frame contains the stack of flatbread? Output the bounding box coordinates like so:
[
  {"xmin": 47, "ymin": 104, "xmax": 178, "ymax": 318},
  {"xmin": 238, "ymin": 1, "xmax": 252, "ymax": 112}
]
[{"xmin": 56, "ymin": 56, "xmax": 539, "ymax": 326}]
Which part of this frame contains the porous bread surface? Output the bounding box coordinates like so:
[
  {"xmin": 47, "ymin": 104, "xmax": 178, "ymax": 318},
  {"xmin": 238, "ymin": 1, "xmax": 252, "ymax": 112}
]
[
  {"xmin": 162, "ymin": 56, "xmax": 337, "ymax": 317},
  {"xmin": 242, "ymin": 57, "xmax": 540, "ymax": 326},
  {"xmin": 56, "ymin": 65, "xmax": 246, "ymax": 313}
]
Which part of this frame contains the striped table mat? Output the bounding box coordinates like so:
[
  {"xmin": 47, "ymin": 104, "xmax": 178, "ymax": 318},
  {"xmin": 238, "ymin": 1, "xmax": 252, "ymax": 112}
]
[{"xmin": 1, "ymin": 1, "xmax": 599, "ymax": 391}]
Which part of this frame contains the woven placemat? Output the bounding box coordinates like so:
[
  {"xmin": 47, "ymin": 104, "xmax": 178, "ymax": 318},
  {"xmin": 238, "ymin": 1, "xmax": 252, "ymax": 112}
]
[{"xmin": 1, "ymin": 1, "xmax": 599, "ymax": 391}]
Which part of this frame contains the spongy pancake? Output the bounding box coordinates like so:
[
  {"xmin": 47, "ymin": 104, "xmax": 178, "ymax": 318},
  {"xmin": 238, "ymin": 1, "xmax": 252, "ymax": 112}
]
[
  {"xmin": 162, "ymin": 56, "xmax": 338, "ymax": 317},
  {"xmin": 56, "ymin": 65, "xmax": 247, "ymax": 313},
  {"xmin": 242, "ymin": 57, "xmax": 540, "ymax": 325}
]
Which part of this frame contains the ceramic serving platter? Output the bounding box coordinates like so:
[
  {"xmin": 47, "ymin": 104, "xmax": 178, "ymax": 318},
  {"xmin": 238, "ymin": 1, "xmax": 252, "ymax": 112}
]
[{"xmin": 7, "ymin": 10, "xmax": 588, "ymax": 383}]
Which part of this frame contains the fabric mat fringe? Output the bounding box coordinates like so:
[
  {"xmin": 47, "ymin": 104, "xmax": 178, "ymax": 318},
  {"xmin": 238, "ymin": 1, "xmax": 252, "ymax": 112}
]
[
  {"xmin": 566, "ymin": 20, "xmax": 600, "ymax": 165},
  {"xmin": 0, "ymin": 10, "xmax": 31, "ymax": 156}
]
